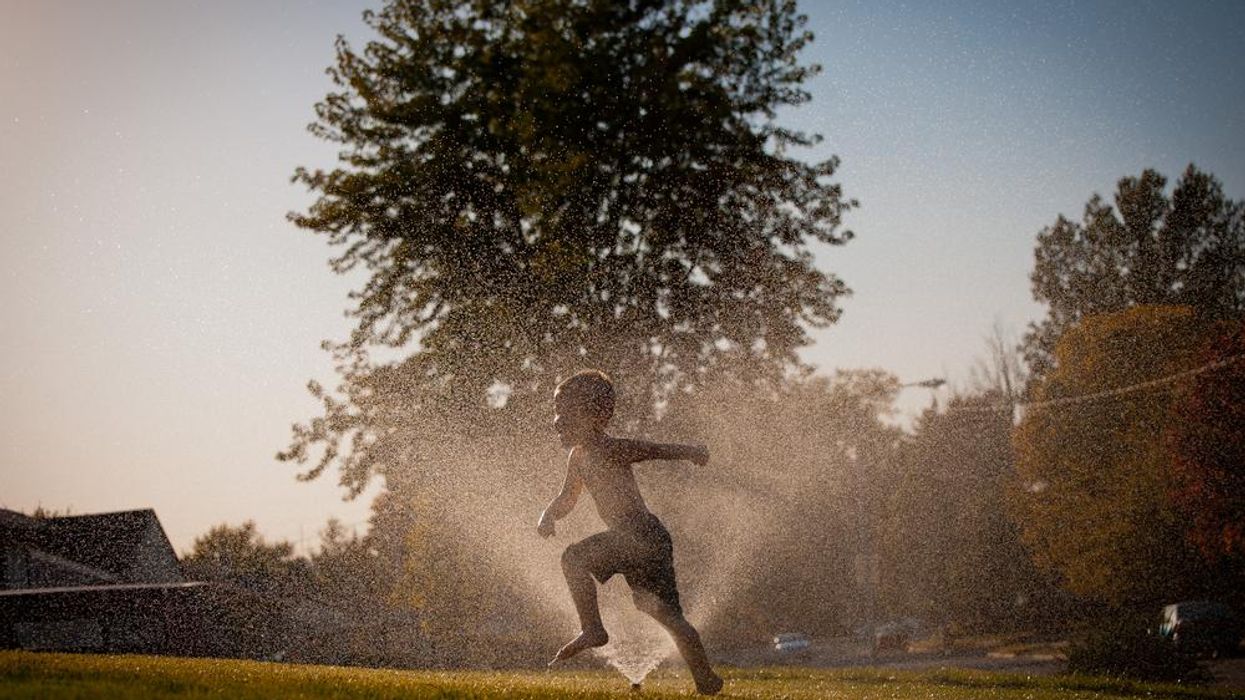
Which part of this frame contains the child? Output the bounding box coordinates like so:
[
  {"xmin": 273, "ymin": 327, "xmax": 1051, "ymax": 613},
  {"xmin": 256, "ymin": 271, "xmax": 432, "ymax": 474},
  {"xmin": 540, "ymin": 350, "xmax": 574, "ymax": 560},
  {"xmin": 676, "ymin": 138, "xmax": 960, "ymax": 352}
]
[{"xmin": 538, "ymin": 369, "xmax": 723, "ymax": 695}]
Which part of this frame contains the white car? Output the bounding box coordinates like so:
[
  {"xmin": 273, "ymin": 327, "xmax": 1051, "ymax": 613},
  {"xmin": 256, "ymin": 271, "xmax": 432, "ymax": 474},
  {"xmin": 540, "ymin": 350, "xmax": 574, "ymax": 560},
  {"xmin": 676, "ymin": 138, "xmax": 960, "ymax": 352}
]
[{"xmin": 772, "ymin": 632, "xmax": 811, "ymax": 652}]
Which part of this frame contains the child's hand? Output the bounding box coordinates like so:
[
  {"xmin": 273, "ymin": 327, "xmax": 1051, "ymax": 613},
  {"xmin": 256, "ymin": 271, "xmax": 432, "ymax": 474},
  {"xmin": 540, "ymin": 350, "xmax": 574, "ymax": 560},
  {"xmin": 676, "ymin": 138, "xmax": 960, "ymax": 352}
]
[
  {"xmin": 690, "ymin": 444, "xmax": 709, "ymax": 466},
  {"xmin": 537, "ymin": 512, "xmax": 556, "ymax": 538}
]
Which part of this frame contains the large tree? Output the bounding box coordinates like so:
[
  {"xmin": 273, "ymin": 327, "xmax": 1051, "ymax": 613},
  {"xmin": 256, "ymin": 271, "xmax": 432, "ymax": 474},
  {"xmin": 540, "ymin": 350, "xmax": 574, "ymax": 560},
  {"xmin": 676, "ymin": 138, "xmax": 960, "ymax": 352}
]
[
  {"xmin": 281, "ymin": 0, "xmax": 854, "ymax": 660},
  {"xmin": 1024, "ymin": 165, "xmax": 1245, "ymax": 380},
  {"xmin": 284, "ymin": 0, "xmax": 853, "ymax": 486}
]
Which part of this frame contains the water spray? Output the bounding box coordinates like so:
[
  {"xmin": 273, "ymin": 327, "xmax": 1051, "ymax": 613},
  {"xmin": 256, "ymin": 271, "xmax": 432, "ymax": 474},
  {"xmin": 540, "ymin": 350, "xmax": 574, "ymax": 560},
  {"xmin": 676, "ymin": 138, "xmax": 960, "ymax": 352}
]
[{"xmin": 593, "ymin": 578, "xmax": 676, "ymax": 687}]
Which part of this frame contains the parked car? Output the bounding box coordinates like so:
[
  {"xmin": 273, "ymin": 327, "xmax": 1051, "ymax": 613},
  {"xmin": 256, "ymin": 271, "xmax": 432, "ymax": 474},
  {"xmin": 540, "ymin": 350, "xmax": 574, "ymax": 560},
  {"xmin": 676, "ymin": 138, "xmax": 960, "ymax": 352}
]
[
  {"xmin": 1158, "ymin": 601, "xmax": 1241, "ymax": 658},
  {"xmin": 772, "ymin": 632, "xmax": 810, "ymax": 652}
]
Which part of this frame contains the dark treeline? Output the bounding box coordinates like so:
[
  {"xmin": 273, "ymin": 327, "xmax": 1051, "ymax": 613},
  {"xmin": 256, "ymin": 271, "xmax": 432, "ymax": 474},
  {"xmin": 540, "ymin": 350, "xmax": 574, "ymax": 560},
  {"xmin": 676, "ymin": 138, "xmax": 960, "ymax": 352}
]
[{"xmin": 181, "ymin": 519, "xmax": 423, "ymax": 666}]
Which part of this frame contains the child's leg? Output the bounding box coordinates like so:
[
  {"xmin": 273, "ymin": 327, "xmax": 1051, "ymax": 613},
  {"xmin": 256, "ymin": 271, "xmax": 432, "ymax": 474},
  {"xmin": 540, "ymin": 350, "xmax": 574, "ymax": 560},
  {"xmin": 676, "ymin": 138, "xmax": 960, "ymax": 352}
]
[
  {"xmin": 633, "ymin": 591, "xmax": 723, "ymax": 696},
  {"xmin": 551, "ymin": 538, "xmax": 611, "ymax": 664}
]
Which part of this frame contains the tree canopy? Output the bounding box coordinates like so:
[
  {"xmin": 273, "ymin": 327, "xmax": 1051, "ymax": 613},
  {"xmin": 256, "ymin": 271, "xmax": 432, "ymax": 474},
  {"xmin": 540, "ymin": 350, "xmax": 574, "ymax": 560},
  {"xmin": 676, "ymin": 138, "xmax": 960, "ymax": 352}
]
[
  {"xmin": 181, "ymin": 521, "xmax": 306, "ymax": 594},
  {"xmin": 1010, "ymin": 305, "xmax": 1214, "ymax": 607},
  {"xmin": 1023, "ymin": 165, "xmax": 1245, "ymax": 381},
  {"xmin": 285, "ymin": 0, "xmax": 853, "ymax": 492}
]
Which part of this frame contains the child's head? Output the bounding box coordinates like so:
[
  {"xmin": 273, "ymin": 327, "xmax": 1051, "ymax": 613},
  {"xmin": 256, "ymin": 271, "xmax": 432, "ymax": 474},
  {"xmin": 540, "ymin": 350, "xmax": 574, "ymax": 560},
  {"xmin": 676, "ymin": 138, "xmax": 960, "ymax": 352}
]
[{"xmin": 553, "ymin": 369, "xmax": 615, "ymax": 447}]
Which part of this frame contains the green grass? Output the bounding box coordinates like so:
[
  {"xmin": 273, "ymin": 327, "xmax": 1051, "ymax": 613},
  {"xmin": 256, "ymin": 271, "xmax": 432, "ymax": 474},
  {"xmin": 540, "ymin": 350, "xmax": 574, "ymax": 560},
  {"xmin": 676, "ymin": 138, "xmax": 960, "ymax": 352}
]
[{"xmin": 0, "ymin": 651, "xmax": 1234, "ymax": 699}]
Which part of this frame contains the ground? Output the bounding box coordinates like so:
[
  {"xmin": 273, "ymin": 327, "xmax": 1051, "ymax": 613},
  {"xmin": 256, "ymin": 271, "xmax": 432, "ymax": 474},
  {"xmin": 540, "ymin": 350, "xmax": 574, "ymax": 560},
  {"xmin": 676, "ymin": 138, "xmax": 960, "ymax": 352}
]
[
  {"xmin": 721, "ymin": 633, "xmax": 1245, "ymax": 690},
  {"xmin": 1, "ymin": 651, "xmax": 1241, "ymax": 700}
]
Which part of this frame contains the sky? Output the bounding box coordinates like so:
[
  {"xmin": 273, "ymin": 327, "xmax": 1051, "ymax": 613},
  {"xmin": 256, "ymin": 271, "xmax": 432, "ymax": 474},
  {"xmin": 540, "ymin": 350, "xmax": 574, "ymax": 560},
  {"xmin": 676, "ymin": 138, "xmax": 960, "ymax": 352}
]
[{"xmin": 2, "ymin": 0, "xmax": 1243, "ymax": 556}]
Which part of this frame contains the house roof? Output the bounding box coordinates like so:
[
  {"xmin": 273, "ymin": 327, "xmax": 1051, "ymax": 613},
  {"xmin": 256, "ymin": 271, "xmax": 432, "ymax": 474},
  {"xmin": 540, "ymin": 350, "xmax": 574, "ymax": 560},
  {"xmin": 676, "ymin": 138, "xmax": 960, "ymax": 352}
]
[
  {"xmin": 0, "ymin": 508, "xmax": 38, "ymax": 540},
  {"xmin": 35, "ymin": 509, "xmax": 179, "ymax": 579},
  {"xmin": 1, "ymin": 508, "xmax": 181, "ymax": 583}
]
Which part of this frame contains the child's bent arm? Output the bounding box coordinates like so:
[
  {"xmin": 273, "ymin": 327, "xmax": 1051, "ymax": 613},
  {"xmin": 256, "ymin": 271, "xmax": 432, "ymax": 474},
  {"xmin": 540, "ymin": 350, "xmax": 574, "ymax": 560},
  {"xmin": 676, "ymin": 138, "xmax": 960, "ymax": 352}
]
[
  {"xmin": 612, "ymin": 438, "xmax": 709, "ymax": 466},
  {"xmin": 541, "ymin": 448, "xmax": 584, "ymax": 524}
]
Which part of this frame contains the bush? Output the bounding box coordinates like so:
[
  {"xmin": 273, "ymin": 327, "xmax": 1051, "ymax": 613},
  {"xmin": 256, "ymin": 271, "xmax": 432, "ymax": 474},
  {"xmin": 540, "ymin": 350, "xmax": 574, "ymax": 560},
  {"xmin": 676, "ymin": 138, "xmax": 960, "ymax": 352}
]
[{"xmin": 1066, "ymin": 613, "xmax": 1207, "ymax": 683}]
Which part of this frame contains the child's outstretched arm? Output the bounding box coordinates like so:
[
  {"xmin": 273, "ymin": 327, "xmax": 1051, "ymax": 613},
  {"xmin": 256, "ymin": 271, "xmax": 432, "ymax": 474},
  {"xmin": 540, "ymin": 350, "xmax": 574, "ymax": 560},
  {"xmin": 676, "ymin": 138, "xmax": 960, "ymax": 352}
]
[
  {"xmin": 612, "ymin": 438, "xmax": 709, "ymax": 466},
  {"xmin": 538, "ymin": 448, "xmax": 584, "ymax": 537}
]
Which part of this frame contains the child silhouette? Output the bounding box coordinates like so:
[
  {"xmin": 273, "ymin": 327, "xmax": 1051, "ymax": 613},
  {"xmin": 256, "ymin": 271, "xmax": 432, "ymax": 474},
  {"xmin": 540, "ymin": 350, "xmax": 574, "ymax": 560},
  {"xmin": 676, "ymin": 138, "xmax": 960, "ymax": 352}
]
[{"xmin": 538, "ymin": 369, "xmax": 723, "ymax": 695}]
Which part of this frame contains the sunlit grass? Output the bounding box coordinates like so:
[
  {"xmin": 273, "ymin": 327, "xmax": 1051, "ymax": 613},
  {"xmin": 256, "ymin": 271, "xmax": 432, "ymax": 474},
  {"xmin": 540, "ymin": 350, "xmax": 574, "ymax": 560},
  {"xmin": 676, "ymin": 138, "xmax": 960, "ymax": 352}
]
[{"xmin": 0, "ymin": 651, "xmax": 1234, "ymax": 699}]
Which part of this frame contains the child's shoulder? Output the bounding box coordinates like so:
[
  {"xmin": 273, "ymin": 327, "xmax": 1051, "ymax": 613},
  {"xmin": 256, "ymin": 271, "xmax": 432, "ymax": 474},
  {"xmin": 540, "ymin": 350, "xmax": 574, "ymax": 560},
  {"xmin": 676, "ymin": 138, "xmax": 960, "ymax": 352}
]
[
  {"xmin": 601, "ymin": 435, "xmax": 646, "ymax": 465},
  {"xmin": 568, "ymin": 443, "xmax": 611, "ymax": 467},
  {"xmin": 571, "ymin": 436, "xmax": 647, "ymax": 468}
]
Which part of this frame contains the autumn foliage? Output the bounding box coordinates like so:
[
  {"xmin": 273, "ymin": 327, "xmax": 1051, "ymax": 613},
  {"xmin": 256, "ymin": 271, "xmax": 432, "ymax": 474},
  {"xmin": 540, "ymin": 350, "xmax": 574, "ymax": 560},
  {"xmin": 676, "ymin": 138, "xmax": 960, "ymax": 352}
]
[
  {"xmin": 1010, "ymin": 306, "xmax": 1213, "ymax": 606},
  {"xmin": 1011, "ymin": 303, "xmax": 1245, "ymax": 609},
  {"xmin": 1165, "ymin": 320, "xmax": 1245, "ymax": 565}
]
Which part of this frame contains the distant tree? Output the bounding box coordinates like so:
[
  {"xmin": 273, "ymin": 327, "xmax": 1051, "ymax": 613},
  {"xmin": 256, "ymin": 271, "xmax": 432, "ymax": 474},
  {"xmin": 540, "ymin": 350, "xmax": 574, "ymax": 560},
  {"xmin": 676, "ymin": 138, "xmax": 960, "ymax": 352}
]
[
  {"xmin": 1010, "ymin": 306, "xmax": 1214, "ymax": 607},
  {"xmin": 879, "ymin": 387, "xmax": 1059, "ymax": 632},
  {"xmin": 294, "ymin": 519, "xmax": 431, "ymax": 666},
  {"xmin": 29, "ymin": 506, "xmax": 73, "ymax": 519},
  {"xmin": 181, "ymin": 521, "xmax": 308, "ymax": 594},
  {"xmin": 1024, "ymin": 165, "xmax": 1245, "ymax": 381},
  {"xmin": 1165, "ymin": 320, "xmax": 1245, "ymax": 572},
  {"xmin": 282, "ymin": 0, "xmax": 855, "ymax": 494},
  {"xmin": 878, "ymin": 329, "xmax": 1032, "ymax": 629},
  {"xmin": 969, "ymin": 322, "xmax": 1026, "ymax": 402},
  {"xmin": 309, "ymin": 519, "xmax": 388, "ymax": 605}
]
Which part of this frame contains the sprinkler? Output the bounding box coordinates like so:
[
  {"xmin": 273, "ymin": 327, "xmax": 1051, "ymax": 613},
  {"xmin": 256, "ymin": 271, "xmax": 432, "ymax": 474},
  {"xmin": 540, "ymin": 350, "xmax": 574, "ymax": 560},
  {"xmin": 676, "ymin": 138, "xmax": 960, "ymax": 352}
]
[{"xmin": 630, "ymin": 682, "xmax": 642, "ymax": 692}]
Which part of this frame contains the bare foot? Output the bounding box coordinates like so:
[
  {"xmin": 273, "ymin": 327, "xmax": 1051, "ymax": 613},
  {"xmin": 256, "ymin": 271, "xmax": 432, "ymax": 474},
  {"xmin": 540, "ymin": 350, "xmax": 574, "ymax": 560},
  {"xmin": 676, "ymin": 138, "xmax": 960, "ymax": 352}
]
[
  {"xmin": 549, "ymin": 628, "xmax": 608, "ymax": 666},
  {"xmin": 693, "ymin": 669, "xmax": 724, "ymax": 696}
]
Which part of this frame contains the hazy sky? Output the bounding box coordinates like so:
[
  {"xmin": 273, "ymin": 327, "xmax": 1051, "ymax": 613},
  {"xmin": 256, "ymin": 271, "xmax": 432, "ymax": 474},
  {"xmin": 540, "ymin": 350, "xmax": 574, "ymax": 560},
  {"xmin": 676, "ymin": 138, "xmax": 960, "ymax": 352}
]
[{"xmin": 3, "ymin": 1, "xmax": 1243, "ymax": 555}]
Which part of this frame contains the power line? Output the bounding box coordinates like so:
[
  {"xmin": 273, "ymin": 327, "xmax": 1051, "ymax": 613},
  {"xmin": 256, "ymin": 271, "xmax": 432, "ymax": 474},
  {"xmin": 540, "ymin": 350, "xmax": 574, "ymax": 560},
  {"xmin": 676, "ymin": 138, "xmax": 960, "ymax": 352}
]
[{"xmin": 941, "ymin": 352, "xmax": 1245, "ymax": 418}]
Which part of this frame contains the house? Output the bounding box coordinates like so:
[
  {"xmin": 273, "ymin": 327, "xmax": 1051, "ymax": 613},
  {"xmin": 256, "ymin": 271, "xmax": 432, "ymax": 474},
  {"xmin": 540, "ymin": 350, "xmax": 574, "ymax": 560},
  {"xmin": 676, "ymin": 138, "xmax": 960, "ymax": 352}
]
[
  {"xmin": 1, "ymin": 508, "xmax": 183, "ymax": 589},
  {"xmin": 0, "ymin": 508, "xmax": 281, "ymax": 657},
  {"xmin": 0, "ymin": 507, "xmax": 434, "ymax": 666}
]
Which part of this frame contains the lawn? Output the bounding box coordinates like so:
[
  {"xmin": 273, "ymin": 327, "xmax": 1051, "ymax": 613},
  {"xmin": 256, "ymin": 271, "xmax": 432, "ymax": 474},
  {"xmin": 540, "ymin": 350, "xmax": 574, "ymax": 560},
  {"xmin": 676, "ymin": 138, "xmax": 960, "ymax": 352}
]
[{"xmin": 0, "ymin": 651, "xmax": 1235, "ymax": 699}]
